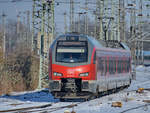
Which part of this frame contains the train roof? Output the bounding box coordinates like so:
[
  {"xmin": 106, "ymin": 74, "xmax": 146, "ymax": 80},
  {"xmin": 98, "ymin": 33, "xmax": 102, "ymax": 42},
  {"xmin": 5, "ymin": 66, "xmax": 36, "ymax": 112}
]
[{"xmin": 56, "ymin": 33, "xmax": 130, "ymax": 50}]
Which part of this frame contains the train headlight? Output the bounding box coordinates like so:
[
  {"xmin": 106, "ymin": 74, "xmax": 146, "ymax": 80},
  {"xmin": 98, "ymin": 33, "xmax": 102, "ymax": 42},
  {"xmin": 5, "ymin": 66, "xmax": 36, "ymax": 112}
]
[
  {"xmin": 79, "ymin": 72, "xmax": 89, "ymax": 77},
  {"xmin": 53, "ymin": 72, "xmax": 63, "ymax": 76}
]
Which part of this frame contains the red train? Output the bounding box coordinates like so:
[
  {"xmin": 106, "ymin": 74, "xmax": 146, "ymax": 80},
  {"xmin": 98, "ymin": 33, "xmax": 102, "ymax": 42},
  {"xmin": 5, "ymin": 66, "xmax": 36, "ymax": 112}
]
[{"xmin": 49, "ymin": 33, "xmax": 132, "ymax": 99}]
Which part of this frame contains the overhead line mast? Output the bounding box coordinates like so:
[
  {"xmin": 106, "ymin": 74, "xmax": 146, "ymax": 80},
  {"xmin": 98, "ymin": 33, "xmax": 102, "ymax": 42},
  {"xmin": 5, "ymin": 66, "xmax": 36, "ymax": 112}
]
[
  {"xmin": 99, "ymin": 0, "xmax": 104, "ymax": 40},
  {"xmin": 139, "ymin": 0, "xmax": 143, "ymax": 65},
  {"xmin": 2, "ymin": 12, "xmax": 6, "ymax": 59},
  {"xmin": 70, "ymin": 0, "xmax": 74, "ymax": 32},
  {"xmin": 119, "ymin": 0, "xmax": 125, "ymax": 42},
  {"xmin": 32, "ymin": 0, "xmax": 55, "ymax": 88},
  {"xmin": 64, "ymin": 12, "xmax": 68, "ymax": 33},
  {"xmin": 85, "ymin": 0, "xmax": 88, "ymax": 34}
]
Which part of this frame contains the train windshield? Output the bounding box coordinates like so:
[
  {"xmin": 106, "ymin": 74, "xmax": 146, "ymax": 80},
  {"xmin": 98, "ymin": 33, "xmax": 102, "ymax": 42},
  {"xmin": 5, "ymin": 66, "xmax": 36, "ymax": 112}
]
[{"xmin": 56, "ymin": 41, "xmax": 88, "ymax": 63}]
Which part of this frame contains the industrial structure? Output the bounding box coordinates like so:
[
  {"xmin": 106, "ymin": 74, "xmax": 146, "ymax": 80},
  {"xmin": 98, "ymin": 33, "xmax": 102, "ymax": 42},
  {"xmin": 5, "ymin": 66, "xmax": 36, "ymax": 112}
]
[{"xmin": 32, "ymin": 0, "xmax": 54, "ymax": 88}]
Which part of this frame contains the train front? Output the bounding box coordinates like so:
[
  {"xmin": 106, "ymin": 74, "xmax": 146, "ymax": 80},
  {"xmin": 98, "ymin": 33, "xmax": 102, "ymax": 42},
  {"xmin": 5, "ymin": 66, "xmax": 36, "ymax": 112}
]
[{"xmin": 49, "ymin": 34, "xmax": 96, "ymax": 99}]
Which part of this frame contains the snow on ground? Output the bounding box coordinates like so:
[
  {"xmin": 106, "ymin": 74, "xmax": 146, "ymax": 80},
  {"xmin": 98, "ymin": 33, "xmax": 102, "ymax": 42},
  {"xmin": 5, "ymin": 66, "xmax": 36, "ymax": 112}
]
[
  {"xmin": 0, "ymin": 89, "xmax": 59, "ymax": 111},
  {"xmin": 0, "ymin": 66, "xmax": 150, "ymax": 113}
]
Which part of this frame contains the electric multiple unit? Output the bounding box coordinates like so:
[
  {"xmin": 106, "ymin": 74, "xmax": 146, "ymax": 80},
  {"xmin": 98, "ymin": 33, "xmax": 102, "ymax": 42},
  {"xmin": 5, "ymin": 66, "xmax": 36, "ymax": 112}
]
[{"xmin": 49, "ymin": 33, "xmax": 132, "ymax": 99}]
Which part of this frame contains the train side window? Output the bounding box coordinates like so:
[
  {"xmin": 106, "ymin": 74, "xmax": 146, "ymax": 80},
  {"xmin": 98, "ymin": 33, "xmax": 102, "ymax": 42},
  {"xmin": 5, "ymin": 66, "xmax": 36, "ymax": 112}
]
[
  {"xmin": 114, "ymin": 59, "xmax": 116, "ymax": 74},
  {"xmin": 99, "ymin": 57, "xmax": 104, "ymax": 76},
  {"xmin": 112, "ymin": 59, "xmax": 114, "ymax": 74},
  {"xmin": 126, "ymin": 60, "xmax": 128, "ymax": 72},
  {"xmin": 110, "ymin": 59, "xmax": 113, "ymax": 74},
  {"xmin": 113, "ymin": 59, "xmax": 115, "ymax": 74},
  {"xmin": 109, "ymin": 59, "xmax": 111, "ymax": 74},
  {"xmin": 101, "ymin": 57, "xmax": 104, "ymax": 76},
  {"xmin": 120, "ymin": 59, "xmax": 123, "ymax": 73},
  {"xmin": 123, "ymin": 60, "xmax": 125, "ymax": 72},
  {"xmin": 120, "ymin": 60, "xmax": 122, "ymax": 73},
  {"xmin": 122, "ymin": 60, "xmax": 123, "ymax": 73},
  {"xmin": 127, "ymin": 60, "xmax": 129, "ymax": 72},
  {"xmin": 124, "ymin": 60, "xmax": 126, "ymax": 72},
  {"xmin": 99, "ymin": 58, "xmax": 102, "ymax": 71},
  {"xmin": 118, "ymin": 60, "xmax": 120, "ymax": 73},
  {"xmin": 127, "ymin": 59, "xmax": 129, "ymax": 72},
  {"xmin": 121, "ymin": 60, "xmax": 123, "ymax": 73},
  {"xmin": 112, "ymin": 58, "xmax": 115, "ymax": 74},
  {"xmin": 125, "ymin": 60, "xmax": 126, "ymax": 72},
  {"xmin": 129, "ymin": 58, "xmax": 131, "ymax": 71},
  {"xmin": 110, "ymin": 60, "xmax": 111, "ymax": 74},
  {"xmin": 116, "ymin": 59, "xmax": 118, "ymax": 73},
  {"xmin": 119, "ymin": 60, "xmax": 121, "ymax": 73},
  {"xmin": 117, "ymin": 60, "xmax": 119, "ymax": 73},
  {"xmin": 128, "ymin": 58, "xmax": 130, "ymax": 72},
  {"xmin": 93, "ymin": 51, "xmax": 96, "ymax": 64},
  {"xmin": 115, "ymin": 59, "xmax": 118, "ymax": 72},
  {"xmin": 118, "ymin": 60, "xmax": 119, "ymax": 73},
  {"xmin": 105, "ymin": 58, "xmax": 107, "ymax": 75}
]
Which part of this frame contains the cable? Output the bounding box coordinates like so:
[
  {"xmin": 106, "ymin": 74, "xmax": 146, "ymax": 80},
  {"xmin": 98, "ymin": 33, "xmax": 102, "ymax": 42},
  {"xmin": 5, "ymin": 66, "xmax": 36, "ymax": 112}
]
[{"xmin": 0, "ymin": 0, "xmax": 32, "ymax": 3}]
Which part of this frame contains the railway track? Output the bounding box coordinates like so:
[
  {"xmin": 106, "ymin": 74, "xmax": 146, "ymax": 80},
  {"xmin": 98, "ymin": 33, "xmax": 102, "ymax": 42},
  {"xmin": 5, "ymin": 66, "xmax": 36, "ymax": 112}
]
[
  {"xmin": 0, "ymin": 103, "xmax": 52, "ymax": 113},
  {"xmin": 0, "ymin": 101, "xmax": 84, "ymax": 113},
  {"xmin": 0, "ymin": 89, "xmax": 150, "ymax": 113},
  {"xmin": 25, "ymin": 102, "xmax": 81, "ymax": 113},
  {"xmin": 118, "ymin": 88, "xmax": 150, "ymax": 113},
  {"xmin": 1, "ymin": 75, "xmax": 150, "ymax": 113},
  {"xmin": 119, "ymin": 103, "xmax": 150, "ymax": 113}
]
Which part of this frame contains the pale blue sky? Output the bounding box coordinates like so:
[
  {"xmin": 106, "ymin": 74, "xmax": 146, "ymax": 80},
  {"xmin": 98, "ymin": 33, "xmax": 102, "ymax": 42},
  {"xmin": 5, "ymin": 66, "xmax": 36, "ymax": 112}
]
[
  {"xmin": 0, "ymin": 0, "xmax": 150, "ymax": 34},
  {"xmin": 0, "ymin": 0, "xmax": 94, "ymax": 34},
  {"xmin": 0, "ymin": 1, "xmax": 32, "ymax": 20},
  {"xmin": 0, "ymin": 0, "xmax": 68, "ymax": 34}
]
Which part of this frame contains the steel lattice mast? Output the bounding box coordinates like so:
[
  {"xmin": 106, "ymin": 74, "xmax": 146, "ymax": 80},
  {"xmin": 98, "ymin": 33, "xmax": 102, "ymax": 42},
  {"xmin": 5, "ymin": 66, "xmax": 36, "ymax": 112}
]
[
  {"xmin": 70, "ymin": 0, "xmax": 74, "ymax": 32},
  {"xmin": 2, "ymin": 13, "xmax": 6, "ymax": 59},
  {"xmin": 32, "ymin": 0, "xmax": 55, "ymax": 89}
]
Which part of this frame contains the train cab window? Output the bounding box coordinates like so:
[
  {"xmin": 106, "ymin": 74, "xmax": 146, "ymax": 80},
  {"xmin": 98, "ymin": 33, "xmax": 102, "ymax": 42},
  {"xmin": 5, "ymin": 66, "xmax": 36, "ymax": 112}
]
[{"xmin": 56, "ymin": 41, "xmax": 88, "ymax": 63}]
